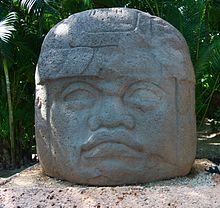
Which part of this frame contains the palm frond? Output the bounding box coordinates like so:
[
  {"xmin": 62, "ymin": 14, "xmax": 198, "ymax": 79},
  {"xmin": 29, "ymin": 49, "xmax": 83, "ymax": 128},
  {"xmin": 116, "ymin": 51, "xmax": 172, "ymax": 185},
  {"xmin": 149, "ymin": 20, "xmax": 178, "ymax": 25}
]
[
  {"xmin": 0, "ymin": 12, "xmax": 17, "ymax": 43},
  {"xmin": 21, "ymin": 0, "xmax": 56, "ymax": 14},
  {"xmin": 196, "ymin": 36, "xmax": 220, "ymax": 76},
  {"xmin": 21, "ymin": 0, "xmax": 36, "ymax": 12}
]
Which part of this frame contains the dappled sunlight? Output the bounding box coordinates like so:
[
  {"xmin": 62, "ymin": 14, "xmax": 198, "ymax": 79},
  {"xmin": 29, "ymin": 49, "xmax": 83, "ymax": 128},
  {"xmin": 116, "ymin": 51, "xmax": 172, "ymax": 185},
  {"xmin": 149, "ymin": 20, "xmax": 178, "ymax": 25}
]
[
  {"xmin": 54, "ymin": 23, "xmax": 69, "ymax": 36},
  {"xmin": 198, "ymin": 137, "xmax": 208, "ymax": 141},
  {"xmin": 208, "ymin": 143, "xmax": 220, "ymax": 146},
  {"xmin": 198, "ymin": 132, "xmax": 220, "ymax": 139},
  {"xmin": 13, "ymin": 178, "xmax": 34, "ymax": 187},
  {"xmin": 186, "ymin": 191, "xmax": 201, "ymax": 197},
  {"xmin": 197, "ymin": 130, "xmax": 220, "ymax": 164},
  {"xmin": 205, "ymin": 132, "xmax": 220, "ymax": 139},
  {"xmin": 197, "ymin": 132, "xmax": 220, "ymax": 141}
]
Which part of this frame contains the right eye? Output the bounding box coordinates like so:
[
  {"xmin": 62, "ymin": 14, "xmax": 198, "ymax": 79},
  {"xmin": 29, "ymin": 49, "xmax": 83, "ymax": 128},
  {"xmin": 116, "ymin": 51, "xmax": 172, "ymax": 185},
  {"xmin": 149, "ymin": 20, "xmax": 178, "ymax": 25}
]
[
  {"xmin": 123, "ymin": 81, "xmax": 163, "ymax": 112},
  {"xmin": 124, "ymin": 88, "xmax": 160, "ymax": 112},
  {"xmin": 63, "ymin": 89, "xmax": 96, "ymax": 110}
]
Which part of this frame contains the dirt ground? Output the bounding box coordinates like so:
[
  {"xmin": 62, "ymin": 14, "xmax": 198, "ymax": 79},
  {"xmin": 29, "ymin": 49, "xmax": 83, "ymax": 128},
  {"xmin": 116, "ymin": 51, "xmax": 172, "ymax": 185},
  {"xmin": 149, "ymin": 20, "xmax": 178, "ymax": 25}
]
[{"xmin": 0, "ymin": 159, "xmax": 220, "ymax": 208}]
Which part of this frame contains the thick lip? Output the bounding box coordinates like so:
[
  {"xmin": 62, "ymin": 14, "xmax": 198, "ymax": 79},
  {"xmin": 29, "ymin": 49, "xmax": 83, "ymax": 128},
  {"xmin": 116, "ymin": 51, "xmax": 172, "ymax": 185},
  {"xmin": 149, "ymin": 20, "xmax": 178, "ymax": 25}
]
[
  {"xmin": 80, "ymin": 129, "xmax": 144, "ymax": 154},
  {"xmin": 82, "ymin": 143, "xmax": 143, "ymax": 159}
]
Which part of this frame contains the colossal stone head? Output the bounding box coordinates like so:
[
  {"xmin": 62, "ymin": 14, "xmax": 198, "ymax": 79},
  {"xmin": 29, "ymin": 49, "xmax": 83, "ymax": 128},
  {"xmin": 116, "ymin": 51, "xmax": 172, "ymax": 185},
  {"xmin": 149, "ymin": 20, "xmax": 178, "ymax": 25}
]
[{"xmin": 35, "ymin": 8, "xmax": 196, "ymax": 185}]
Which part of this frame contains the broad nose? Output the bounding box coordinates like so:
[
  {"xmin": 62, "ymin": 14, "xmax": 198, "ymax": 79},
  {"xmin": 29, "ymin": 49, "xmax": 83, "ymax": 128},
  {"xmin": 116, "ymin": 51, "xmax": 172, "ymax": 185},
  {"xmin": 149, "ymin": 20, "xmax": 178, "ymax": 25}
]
[{"xmin": 88, "ymin": 96, "xmax": 135, "ymax": 131}]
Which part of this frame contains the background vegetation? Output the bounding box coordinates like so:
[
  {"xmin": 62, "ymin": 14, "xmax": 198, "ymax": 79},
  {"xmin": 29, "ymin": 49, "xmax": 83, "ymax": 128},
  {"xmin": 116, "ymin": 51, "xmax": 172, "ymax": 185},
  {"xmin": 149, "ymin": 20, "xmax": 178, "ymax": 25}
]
[{"xmin": 0, "ymin": 0, "xmax": 220, "ymax": 168}]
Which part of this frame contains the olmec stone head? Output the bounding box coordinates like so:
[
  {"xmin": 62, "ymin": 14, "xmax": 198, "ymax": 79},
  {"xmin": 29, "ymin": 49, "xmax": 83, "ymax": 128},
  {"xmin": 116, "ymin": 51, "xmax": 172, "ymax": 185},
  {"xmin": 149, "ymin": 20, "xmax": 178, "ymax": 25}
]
[{"xmin": 35, "ymin": 8, "xmax": 196, "ymax": 185}]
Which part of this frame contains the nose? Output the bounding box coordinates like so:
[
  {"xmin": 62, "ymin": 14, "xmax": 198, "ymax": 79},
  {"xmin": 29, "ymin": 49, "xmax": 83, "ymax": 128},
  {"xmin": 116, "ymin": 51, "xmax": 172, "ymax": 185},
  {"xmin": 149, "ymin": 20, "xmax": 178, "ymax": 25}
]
[{"xmin": 88, "ymin": 96, "xmax": 135, "ymax": 131}]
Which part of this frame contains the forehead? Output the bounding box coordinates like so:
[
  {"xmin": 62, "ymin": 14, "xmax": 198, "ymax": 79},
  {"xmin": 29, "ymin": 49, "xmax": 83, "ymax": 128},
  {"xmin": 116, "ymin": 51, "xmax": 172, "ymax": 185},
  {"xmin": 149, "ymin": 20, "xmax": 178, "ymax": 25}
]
[
  {"xmin": 36, "ymin": 46, "xmax": 168, "ymax": 84},
  {"xmin": 36, "ymin": 8, "xmax": 194, "ymax": 84}
]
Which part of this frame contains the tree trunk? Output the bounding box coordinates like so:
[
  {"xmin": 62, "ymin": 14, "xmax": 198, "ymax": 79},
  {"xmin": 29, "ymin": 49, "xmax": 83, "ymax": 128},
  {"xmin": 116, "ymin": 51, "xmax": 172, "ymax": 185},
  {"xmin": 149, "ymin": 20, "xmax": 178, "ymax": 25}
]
[{"xmin": 3, "ymin": 58, "xmax": 15, "ymax": 168}]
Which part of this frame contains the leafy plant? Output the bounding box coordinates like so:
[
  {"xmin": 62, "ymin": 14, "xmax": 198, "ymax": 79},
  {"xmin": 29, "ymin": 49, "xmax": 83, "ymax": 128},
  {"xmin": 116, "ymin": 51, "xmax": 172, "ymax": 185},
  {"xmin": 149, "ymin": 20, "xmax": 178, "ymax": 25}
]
[{"xmin": 0, "ymin": 11, "xmax": 17, "ymax": 167}]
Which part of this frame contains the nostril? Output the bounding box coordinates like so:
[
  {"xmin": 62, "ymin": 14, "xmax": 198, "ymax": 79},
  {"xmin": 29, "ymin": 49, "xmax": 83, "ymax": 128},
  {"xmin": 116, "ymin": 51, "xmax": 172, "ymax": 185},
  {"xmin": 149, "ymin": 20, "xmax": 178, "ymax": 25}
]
[
  {"xmin": 88, "ymin": 114, "xmax": 135, "ymax": 131},
  {"xmin": 124, "ymin": 115, "xmax": 135, "ymax": 130},
  {"xmin": 88, "ymin": 116, "xmax": 101, "ymax": 131}
]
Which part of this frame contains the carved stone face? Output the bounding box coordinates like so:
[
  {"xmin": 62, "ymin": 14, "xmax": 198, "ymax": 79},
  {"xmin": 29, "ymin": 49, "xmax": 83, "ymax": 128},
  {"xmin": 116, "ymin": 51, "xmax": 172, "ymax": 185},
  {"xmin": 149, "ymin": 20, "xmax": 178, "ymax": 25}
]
[
  {"xmin": 35, "ymin": 8, "xmax": 196, "ymax": 185},
  {"xmin": 48, "ymin": 76, "xmax": 176, "ymax": 184}
]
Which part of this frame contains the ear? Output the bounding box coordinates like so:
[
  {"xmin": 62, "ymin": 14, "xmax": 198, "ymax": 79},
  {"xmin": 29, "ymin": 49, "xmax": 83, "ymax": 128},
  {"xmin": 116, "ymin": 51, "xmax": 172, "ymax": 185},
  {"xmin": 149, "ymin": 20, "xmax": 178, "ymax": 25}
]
[
  {"xmin": 35, "ymin": 85, "xmax": 56, "ymax": 175},
  {"xmin": 175, "ymin": 80, "xmax": 197, "ymax": 174}
]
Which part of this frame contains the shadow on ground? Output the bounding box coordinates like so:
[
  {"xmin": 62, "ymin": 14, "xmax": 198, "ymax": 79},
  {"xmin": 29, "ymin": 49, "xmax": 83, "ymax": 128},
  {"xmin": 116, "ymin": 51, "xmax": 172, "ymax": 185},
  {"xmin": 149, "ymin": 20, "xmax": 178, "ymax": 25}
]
[{"xmin": 196, "ymin": 129, "xmax": 220, "ymax": 164}]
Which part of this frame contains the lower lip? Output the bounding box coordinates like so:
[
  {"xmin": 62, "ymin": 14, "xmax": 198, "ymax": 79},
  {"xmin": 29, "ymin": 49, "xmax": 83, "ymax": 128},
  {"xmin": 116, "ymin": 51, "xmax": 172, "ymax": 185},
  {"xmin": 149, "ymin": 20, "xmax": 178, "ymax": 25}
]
[{"xmin": 82, "ymin": 143, "xmax": 142, "ymax": 159}]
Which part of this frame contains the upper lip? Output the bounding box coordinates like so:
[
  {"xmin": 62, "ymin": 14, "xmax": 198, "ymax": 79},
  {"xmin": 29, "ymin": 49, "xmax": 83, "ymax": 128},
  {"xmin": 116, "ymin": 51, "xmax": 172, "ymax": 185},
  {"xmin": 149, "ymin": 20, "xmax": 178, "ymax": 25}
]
[{"xmin": 81, "ymin": 129, "xmax": 143, "ymax": 153}]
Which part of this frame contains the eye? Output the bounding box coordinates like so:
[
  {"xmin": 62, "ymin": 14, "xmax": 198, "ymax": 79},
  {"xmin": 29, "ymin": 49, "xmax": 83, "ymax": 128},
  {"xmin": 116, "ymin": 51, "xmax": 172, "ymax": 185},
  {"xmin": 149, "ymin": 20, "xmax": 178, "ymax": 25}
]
[
  {"xmin": 123, "ymin": 87, "xmax": 161, "ymax": 112},
  {"xmin": 63, "ymin": 88, "xmax": 96, "ymax": 111}
]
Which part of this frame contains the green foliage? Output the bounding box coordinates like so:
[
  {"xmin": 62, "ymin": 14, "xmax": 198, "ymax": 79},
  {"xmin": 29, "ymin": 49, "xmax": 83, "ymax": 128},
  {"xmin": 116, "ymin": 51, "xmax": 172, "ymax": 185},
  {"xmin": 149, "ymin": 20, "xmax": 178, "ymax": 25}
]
[
  {"xmin": 0, "ymin": 0, "xmax": 36, "ymax": 167},
  {"xmin": 196, "ymin": 35, "xmax": 220, "ymax": 123},
  {"xmin": 0, "ymin": 99, "xmax": 9, "ymax": 138},
  {"xmin": 0, "ymin": 12, "xmax": 16, "ymax": 43}
]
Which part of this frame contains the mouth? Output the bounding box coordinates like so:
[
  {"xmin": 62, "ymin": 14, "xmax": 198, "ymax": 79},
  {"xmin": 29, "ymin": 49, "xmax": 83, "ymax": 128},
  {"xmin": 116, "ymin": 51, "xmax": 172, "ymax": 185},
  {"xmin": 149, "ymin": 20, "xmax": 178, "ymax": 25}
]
[
  {"xmin": 80, "ymin": 129, "xmax": 143, "ymax": 159},
  {"xmin": 82, "ymin": 143, "xmax": 142, "ymax": 159}
]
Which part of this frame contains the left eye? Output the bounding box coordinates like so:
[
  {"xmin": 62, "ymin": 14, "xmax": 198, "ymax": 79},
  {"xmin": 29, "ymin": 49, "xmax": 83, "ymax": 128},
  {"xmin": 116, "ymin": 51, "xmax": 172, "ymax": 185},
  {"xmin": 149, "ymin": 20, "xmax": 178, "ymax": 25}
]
[
  {"xmin": 63, "ymin": 89, "xmax": 96, "ymax": 110},
  {"xmin": 123, "ymin": 88, "xmax": 160, "ymax": 112}
]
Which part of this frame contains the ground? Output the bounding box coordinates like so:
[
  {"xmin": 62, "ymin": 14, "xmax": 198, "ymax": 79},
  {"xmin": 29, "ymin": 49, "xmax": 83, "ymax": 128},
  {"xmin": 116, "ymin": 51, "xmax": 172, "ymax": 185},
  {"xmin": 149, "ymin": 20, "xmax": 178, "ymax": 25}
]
[
  {"xmin": 197, "ymin": 131, "xmax": 220, "ymax": 164},
  {"xmin": 0, "ymin": 131, "xmax": 219, "ymax": 208}
]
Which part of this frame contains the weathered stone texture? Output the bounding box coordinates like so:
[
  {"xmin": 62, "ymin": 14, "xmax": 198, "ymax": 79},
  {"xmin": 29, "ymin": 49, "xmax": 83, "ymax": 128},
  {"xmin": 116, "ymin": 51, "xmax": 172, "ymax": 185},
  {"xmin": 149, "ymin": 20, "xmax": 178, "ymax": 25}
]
[{"xmin": 35, "ymin": 8, "xmax": 196, "ymax": 185}]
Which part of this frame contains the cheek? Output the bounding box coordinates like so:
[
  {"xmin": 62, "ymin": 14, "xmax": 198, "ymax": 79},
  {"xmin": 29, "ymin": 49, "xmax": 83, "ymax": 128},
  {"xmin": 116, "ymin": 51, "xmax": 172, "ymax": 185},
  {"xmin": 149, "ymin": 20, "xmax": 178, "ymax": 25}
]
[
  {"xmin": 133, "ymin": 104, "xmax": 176, "ymax": 143},
  {"xmin": 131, "ymin": 101, "xmax": 169, "ymax": 124},
  {"xmin": 134, "ymin": 109, "xmax": 177, "ymax": 163},
  {"xmin": 50, "ymin": 103, "xmax": 91, "ymax": 147}
]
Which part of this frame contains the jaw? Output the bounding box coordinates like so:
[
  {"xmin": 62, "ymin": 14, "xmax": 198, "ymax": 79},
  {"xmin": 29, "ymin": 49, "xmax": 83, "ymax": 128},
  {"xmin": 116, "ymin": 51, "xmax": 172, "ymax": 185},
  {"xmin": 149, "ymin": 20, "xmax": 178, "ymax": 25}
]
[{"xmin": 46, "ymin": 156, "xmax": 184, "ymax": 185}]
